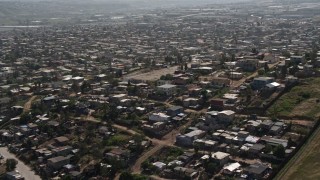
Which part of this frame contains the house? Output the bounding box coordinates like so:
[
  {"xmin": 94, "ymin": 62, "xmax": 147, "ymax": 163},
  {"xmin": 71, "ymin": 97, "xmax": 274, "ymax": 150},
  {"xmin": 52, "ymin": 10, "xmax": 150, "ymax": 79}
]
[
  {"xmin": 173, "ymin": 76, "xmax": 190, "ymax": 85},
  {"xmin": 260, "ymin": 120, "xmax": 274, "ymax": 130},
  {"xmin": 251, "ymin": 77, "xmax": 274, "ymax": 90},
  {"xmin": 178, "ymin": 152, "xmax": 195, "ymax": 165},
  {"xmin": 110, "ymin": 94, "xmax": 127, "ymax": 103},
  {"xmin": 217, "ymin": 110, "xmax": 235, "ymax": 123},
  {"xmin": 290, "ymin": 56, "xmax": 305, "ymax": 64},
  {"xmin": 167, "ymin": 106, "xmax": 184, "ymax": 117},
  {"xmin": 10, "ymin": 106, "xmax": 24, "ymax": 115},
  {"xmin": 149, "ymin": 113, "xmax": 170, "ymax": 122},
  {"xmin": 157, "ymin": 80, "xmax": 172, "ymax": 86},
  {"xmin": 188, "ymin": 87, "xmax": 202, "ymax": 97},
  {"xmin": 236, "ymin": 59, "xmax": 258, "ymax": 72},
  {"xmin": 238, "ymin": 131, "xmax": 250, "ymax": 139},
  {"xmin": 0, "ymin": 97, "xmax": 11, "ymax": 113},
  {"xmin": 244, "ymin": 163, "xmax": 270, "ymax": 179},
  {"xmin": 54, "ymin": 136, "xmax": 69, "ymax": 146},
  {"xmin": 68, "ymin": 171, "xmax": 82, "ymax": 179},
  {"xmin": 285, "ymin": 76, "xmax": 299, "ymax": 85},
  {"xmin": 263, "ymin": 53, "xmax": 277, "ymax": 63},
  {"xmin": 98, "ymin": 126, "xmax": 110, "ymax": 136},
  {"xmin": 105, "ymin": 148, "xmax": 130, "ymax": 163},
  {"xmin": 47, "ymin": 156, "xmax": 71, "ymax": 170},
  {"xmin": 173, "ymin": 166, "xmax": 198, "ymax": 179},
  {"xmin": 157, "ymin": 84, "xmax": 177, "ymax": 96},
  {"xmin": 5, "ymin": 171, "xmax": 24, "ymax": 180},
  {"xmin": 143, "ymin": 122, "xmax": 166, "ymax": 133},
  {"xmin": 265, "ymin": 82, "xmax": 281, "ymax": 91},
  {"xmin": 52, "ymin": 146, "xmax": 73, "ymax": 156},
  {"xmin": 193, "ymin": 139, "xmax": 217, "ymax": 150},
  {"xmin": 210, "ymin": 98, "xmax": 226, "ymax": 111},
  {"xmin": 245, "ymin": 135, "xmax": 260, "ymax": 144},
  {"xmin": 176, "ymin": 129, "xmax": 206, "ymax": 146},
  {"xmin": 249, "ymin": 144, "xmax": 266, "ymax": 155},
  {"xmin": 199, "ymin": 77, "xmax": 230, "ymax": 87},
  {"xmin": 230, "ymin": 72, "xmax": 243, "ymax": 80},
  {"xmin": 211, "ymin": 77, "xmax": 231, "ymax": 87},
  {"xmin": 42, "ymin": 96, "xmax": 56, "ymax": 105},
  {"xmin": 205, "ymin": 111, "xmax": 219, "ymax": 123},
  {"xmin": 223, "ymin": 162, "xmax": 241, "ymax": 175},
  {"xmin": 183, "ymin": 98, "xmax": 199, "ymax": 107},
  {"xmin": 269, "ymin": 124, "xmax": 283, "ymax": 135},
  {"xmin": 211, "ymin": 151, "xmax": 230, "ymax": 165},
  {"xmin": 260, "ymin": 136, "xmax": 288, "ymax": 148},
  {"xmin": 152, "ymin": 161, "xmax": 166, "ymax": 171}
]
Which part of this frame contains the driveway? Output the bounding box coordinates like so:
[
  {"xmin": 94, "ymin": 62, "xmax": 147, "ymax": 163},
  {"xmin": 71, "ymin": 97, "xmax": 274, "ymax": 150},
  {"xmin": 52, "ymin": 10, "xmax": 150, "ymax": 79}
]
[{"xmin": 0, "ymin": 147, "xmax": 41, "ymax": 180}]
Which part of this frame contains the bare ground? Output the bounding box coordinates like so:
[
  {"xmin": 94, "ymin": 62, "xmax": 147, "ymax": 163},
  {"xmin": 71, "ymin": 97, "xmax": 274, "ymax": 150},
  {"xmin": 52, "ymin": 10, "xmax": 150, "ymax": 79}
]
[{"xmin": 123, "ymin": 66, "xmax": 180, "ymax": 81}]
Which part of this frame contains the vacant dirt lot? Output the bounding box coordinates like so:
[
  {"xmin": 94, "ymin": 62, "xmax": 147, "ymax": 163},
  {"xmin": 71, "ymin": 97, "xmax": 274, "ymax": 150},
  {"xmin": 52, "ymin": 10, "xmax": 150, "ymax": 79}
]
[{"xmin": 124, "ymin": 66, "xmax": 180, "ymax": 81}]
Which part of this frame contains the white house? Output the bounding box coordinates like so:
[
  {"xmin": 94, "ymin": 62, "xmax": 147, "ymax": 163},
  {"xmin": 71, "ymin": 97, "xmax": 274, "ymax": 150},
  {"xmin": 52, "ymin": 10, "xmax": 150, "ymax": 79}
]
[{"xmin": 149, "ymin": 112, "xmax": 170, "ymax": 122}]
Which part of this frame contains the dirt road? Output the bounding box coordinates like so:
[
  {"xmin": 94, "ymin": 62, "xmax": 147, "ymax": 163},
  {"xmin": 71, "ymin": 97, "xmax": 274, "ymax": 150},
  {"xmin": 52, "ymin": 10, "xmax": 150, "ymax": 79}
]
[
  {"xmin": 23, "ymin": 95, "xmax": 37, "ymax": 113},
  {"xmin": 131, "ymin": 117, "xmax": 193, "ymax": 174},
  {"xmin": 0, "ymin": 147, "xmax": 41, "ymax": 180}
]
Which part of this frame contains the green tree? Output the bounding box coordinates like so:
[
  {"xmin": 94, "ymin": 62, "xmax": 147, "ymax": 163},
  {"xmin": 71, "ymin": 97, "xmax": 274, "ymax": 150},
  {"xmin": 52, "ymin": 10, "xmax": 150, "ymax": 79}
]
[
  {"xmin": 6, "ymin": 159, "xmax": 17, "ymax": 171},
  {"xmin": 281, "ymin": 66, "xmax": 287, "ymax": 77},
  {"xmin": 71, "ymin": 82, "xmax": 80, "ymax": 92},
  {"xmin": 184, "ymin": 63, "xmax": 188, "ymax": 71},
  {"xmin": 119, "ymin": 171, "xmax": 134, "ymax": 180},
  {"xmin": 282, "ymin": 51, "xmax": 291, "ymax": 58},
  {"xmin": 80, "ymin": 81, "xmax": 91, "ymax": 93},
  {"xmin": 231, "ymin": 53, "xmax": 236, "ymax": 62},
  {"xmin": 19, "ymin": 112, "xmax": 32, "ymax": 124},
  {"xmin": 205, "ymin": 162, "xmax": 219, "ymax": 174},
  {"xmin": 258, "ymin": 69, "xmax": 265, "ymax": 76},
  {"xmin": 274, "ymin": 145, "xmax": 285, "ymax": 158},
  {"xmin": 264, "ymin": 144, "xmax": 273, "ymax": 153},
  {"xmin": 201, "ymin": 89, "xmax": 208, "ymax": 103},
  {"xmin": 264, "ymin": 63, "xmax": 270, "ymax": 72}
]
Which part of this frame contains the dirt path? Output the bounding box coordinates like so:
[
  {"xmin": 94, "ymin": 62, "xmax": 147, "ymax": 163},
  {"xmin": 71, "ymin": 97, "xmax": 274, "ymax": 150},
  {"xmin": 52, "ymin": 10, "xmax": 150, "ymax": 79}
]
[
  {"xmin": 0, "ymin": 147, "xmax": 41, "ymax": 180},
  {"xmin": 131, "ymin": 117, "xmax": 193, "ymax": 174},
  {"xmin": 131, "ymin": 144, "xmax": 164, "ymax": 174},
  {"xmin": 112, "ymin": 124, "xmax": 139, "ymax": 135},
  {"xmin": 23, "ymin": 95, "xmax": 37, "ymax": 113}
]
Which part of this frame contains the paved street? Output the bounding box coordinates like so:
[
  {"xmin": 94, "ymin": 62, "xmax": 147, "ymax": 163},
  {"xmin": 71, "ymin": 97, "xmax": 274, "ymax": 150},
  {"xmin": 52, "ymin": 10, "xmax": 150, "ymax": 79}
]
[{"xmin": 0, "ymin": 147, "xmax": 41, "ymax": 180}]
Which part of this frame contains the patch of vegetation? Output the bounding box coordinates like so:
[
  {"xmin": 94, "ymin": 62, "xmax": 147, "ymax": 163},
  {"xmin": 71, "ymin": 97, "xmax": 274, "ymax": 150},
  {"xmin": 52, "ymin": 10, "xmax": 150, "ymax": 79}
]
[
  {"xmin": 268, "ymin": 78, "xmax": 320, "ymax": 120},
  {"xmin": 104, "ymin": 134, "xmax": 130, "ymax": 146}
]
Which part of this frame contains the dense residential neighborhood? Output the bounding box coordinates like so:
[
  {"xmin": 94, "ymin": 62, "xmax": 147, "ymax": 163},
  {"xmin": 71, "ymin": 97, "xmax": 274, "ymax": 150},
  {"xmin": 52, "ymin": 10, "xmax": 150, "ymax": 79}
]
[{"xmin": 0, "ymin": 0, "xmax": 320, "ymax": 179}]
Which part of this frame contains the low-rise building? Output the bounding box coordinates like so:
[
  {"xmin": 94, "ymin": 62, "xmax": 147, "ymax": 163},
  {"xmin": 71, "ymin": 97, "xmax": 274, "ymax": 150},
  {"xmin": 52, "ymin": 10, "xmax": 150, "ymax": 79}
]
[
  {"xmin": 211, "ymin": 151, "xmax": 230, "ymax": 165},
  {"xmin": 47, "ymin": 156, "xmax": 71, "ymax": 170},
  {"xmin": 157, "ymin": 84, "xmax": 177, "ymax": 96},
  {"xmin": 251, "ymin": 77, "xmax": 274, "ymax": 90},
  {"xmin": 176, "ymin": 129, "xmax": 206, "ymax": 146},
  {"xmin": 149, "ymin": 113, "xmax": 170, "ymax": 122}
]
